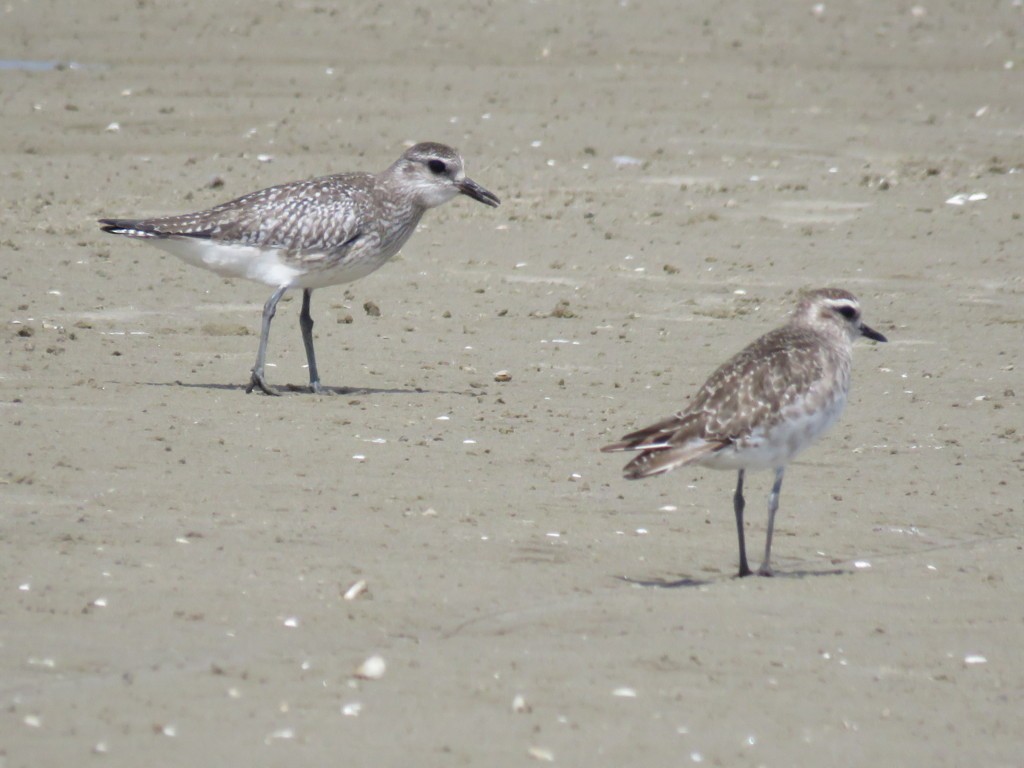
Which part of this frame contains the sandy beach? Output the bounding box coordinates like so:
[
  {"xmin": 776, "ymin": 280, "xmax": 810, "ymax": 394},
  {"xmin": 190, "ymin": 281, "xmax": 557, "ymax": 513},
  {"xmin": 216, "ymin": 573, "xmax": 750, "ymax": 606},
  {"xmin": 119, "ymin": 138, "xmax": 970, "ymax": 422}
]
[{"xmin": 1, "ymin": 1, "xmax": 1021, "ymax": 765}]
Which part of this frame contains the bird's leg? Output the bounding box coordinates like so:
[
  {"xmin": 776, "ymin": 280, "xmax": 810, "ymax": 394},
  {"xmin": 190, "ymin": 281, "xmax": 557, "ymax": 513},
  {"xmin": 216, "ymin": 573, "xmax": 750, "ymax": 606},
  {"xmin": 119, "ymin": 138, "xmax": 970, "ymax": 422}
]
[
  {"xmin": 758, "ymin": 467, "xmax": 786, "ymax": 577},
  {"xmin": 299, "ymin": 289, "xmax": 324, "ymax": 394},
  {"xmin": 734, "ymin": 469, "xmax": 752, "ymax": 577},
  {"xmin": 247, "ymin": 285, "xmax": 288, "ymax": 396}
]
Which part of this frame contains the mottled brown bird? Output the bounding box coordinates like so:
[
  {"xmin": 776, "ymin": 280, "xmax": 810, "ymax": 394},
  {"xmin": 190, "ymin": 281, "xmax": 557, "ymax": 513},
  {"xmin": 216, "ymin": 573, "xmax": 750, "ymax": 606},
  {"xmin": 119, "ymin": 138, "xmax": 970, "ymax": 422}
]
[{"xmin": 603, "ymin": 288, "xmax": 887, "ymax": 577}]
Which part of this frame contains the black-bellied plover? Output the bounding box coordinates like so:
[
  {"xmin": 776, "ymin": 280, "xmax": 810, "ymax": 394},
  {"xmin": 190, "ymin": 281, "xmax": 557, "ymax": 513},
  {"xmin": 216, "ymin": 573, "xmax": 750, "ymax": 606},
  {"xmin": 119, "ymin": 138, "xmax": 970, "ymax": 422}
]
[
  {"xmin": 100, "ymin": 142, "xmax": 500, "ymax": 395},
  {"xmin": 602, "ymin": 288, "xmax": 887, "ymax": 577}
]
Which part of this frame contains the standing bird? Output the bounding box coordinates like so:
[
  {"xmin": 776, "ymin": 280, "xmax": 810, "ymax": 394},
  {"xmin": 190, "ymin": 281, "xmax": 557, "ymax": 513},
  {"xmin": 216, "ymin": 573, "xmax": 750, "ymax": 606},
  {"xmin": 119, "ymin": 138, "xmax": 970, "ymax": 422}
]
[
  {"xmin": 602, "ymin": 288, "xmax": 887, "ymax": 577},
  {"xmin": 99, "ymin": 142, "xmax": 500, "ymax": 395}
]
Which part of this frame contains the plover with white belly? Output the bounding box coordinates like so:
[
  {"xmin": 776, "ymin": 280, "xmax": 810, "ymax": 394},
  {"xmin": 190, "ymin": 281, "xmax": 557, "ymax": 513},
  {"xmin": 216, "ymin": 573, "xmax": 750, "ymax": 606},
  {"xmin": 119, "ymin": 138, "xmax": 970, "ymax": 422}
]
[
  {"xmin": 602, "ymin": 288, "xmax": 887, "ymax": 577},
  {"xmin": 100, "ymin": 142, "xmax": 500, "ymax": 395}
]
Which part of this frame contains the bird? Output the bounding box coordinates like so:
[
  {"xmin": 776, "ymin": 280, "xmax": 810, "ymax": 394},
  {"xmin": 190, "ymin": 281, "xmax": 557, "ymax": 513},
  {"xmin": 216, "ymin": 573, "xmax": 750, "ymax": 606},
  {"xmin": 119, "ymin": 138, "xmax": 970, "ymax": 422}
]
[
  {"xmin": 601, "ymin": 288, "xmax": 887, "ymax": 577},
  {"xmin": 99, "ymin": 142, "xmax": 500, "ymax": 395}
]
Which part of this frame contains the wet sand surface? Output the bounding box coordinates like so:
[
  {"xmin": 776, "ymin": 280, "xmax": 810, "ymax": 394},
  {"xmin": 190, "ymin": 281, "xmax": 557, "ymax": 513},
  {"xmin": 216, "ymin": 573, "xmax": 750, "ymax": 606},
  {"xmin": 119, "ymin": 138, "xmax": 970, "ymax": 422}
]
[{"xmin": 1, "ymin": 1, "xmax": 1022, "ymax": 765}]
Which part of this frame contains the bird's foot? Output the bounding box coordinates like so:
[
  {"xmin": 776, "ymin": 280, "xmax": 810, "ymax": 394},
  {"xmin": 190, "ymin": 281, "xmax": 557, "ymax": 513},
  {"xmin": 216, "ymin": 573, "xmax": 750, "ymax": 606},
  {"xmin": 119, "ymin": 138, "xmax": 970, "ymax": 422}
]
[
  {"xmin": 756, "ymin": 564, "xmax": 775, "ymax": 578},
  {"xmin": 309, "ymin": 380, "xmax": 326, "ymax": 395},
  {"xmin": 737, "ymin": 563, "xmax": 753, "ymax": 578},
  {"xmin": 246, "ymin": 370, "xmax": 280, "ymax": 396}
]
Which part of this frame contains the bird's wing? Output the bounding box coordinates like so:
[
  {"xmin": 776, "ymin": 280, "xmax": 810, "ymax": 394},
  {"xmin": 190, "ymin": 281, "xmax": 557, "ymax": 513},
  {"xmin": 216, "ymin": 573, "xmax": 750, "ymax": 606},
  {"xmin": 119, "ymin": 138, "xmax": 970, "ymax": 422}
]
[
  {"xmin": 688, "ymin": 326, "xmax": 830, "ymax": 439},
  {"xmin": 99, "ymin": 174, "xmax": 371, "ymax": 261},
  {"xmin": 602, "ymin": 325, "xmax": 831, "ymax": 479},
  {"xmin": 601, "ymin": 411, "xmax": 704, "ymax": 452}
]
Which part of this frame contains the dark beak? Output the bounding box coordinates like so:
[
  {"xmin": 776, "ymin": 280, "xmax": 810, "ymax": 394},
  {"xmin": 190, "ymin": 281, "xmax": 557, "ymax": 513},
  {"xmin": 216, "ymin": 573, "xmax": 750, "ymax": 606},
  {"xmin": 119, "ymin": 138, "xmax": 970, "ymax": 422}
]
[
  {"xmin": 860, "ymin": 323, "xmax": 887, "ymax": 343},
  {"xmin": 457, "ymin": 177, "xmax": 500, "ymax": 207}
]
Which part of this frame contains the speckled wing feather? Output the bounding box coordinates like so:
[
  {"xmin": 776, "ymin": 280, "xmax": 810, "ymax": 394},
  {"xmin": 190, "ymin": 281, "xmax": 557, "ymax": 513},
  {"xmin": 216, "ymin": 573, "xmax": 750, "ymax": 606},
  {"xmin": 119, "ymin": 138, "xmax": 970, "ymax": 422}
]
[
  {"xmin": 601, "ymin": 411, "xmax": 710, "ymax": 453},
  {"xmin": 100, "ymin": 174, "xmax": 371, "ymax": 265},
  {"xmin": 681, "ymin": 325, "xmax": 832, "ymax": 442},
  {"xmin": 604, "ymin": 324, "xmax": 835, "ymax": 478}
]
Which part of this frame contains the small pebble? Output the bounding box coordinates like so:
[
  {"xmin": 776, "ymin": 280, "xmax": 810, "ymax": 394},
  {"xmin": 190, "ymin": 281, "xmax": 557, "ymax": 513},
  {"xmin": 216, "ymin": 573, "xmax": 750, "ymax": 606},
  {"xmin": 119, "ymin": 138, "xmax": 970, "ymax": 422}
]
[
  {"xmin": 355, "ymin": 655, "xmax": 386, "ymax": 680},
  {"xmin": 343, "ymin": 580, "xmax": 368, "ymax": 601},
  {"xmin": 512, "ymin": 694, "xmax": 531, "ymax": 713}
]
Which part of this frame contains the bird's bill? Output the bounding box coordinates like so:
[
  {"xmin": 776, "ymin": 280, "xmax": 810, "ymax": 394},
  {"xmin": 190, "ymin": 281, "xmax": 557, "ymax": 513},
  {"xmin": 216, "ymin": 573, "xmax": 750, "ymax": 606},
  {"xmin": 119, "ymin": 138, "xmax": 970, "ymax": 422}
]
[
  {"xmin": 457, "ymin": 178, "xmax": 501, "ymax": 207},
  {"xmin": 860, "ymin": 323, "xmax": 887, "ymax": 342}
]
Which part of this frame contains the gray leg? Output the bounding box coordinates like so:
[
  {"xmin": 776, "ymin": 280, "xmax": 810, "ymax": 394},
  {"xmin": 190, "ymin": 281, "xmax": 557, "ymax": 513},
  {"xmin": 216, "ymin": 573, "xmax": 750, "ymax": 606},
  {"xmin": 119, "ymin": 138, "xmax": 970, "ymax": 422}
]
[
  {"xmin": 734, "ymin": 469, "xmax": 752, "ymax": 577},
  {"xmin": 758, "ymin": 467, "xmax": 786, "ymax": 577},
  {"xmin": 246, "ymin": 285, "xmax": 288, "ymax": 396},
  {"xmin": 299, "ymin": 289, "xmax": 324, "ymax": 394}
]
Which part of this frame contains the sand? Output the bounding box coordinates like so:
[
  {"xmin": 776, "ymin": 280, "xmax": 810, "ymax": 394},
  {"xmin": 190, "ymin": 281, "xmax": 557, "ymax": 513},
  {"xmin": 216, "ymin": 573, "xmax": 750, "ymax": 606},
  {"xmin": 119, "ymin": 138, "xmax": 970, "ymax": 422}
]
[{"xmin": 1, "ymin": 1, "xmax": 1021, "ymax": 766}]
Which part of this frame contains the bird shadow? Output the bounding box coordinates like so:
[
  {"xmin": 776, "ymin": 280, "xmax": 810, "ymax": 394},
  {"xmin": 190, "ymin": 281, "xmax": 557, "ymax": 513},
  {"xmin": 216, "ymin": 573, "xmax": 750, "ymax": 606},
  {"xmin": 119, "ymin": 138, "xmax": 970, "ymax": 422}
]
[
  {"xmin": 616, "ymin": 566, "xmax": 848, "ymax": 589},
  {"xmin": 141, "ymin": 380, "xmax": 483, "ymax": 397},
  {"xmin": 769, "ymin": 567, "xmax": 849, "ymax": 579},
  {"xmin": 615, "ymin": 574, "xmax": 711, "ymax": 589}
]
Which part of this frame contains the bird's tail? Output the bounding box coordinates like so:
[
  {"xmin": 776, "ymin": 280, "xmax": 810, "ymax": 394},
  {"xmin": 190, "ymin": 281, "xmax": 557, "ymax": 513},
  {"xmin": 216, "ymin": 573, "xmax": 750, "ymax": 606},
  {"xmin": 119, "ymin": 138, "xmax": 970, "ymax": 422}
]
[
  {"xmin": 621, "ymin": 441, "xmax": 721, "ymax": 480},
  {"xmin": 98, "ymin": 218, "xmax": 164, "ymax": 238}
]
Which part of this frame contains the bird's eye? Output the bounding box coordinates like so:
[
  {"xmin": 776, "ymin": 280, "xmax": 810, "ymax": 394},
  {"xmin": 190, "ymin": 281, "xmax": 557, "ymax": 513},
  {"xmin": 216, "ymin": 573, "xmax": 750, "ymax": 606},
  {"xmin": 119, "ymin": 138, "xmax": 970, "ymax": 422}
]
[
  {"xmin": 427, "ymin": 159, "xmax": 447, "ymax": 174},
  {"xmin": 836, "ymin": 304, "xmax": 857, "ymax": 320}
]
